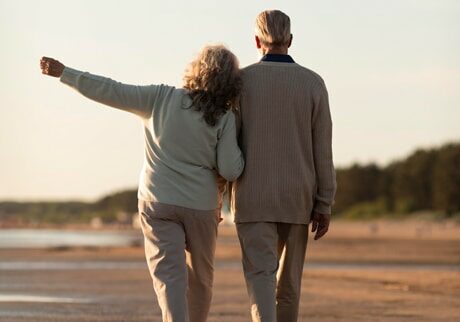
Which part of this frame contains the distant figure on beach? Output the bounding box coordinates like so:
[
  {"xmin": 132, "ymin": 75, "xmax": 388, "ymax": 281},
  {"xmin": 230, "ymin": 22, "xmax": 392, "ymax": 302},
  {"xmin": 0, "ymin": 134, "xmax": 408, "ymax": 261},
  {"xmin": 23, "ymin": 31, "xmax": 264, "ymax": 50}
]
[
  {"xmin": 231, "ymin": 10, "xmax": 337, "ymax": 322},
  {"xmin": 40, "ymin": 46, "xmax": 244, "ymax": 322}
]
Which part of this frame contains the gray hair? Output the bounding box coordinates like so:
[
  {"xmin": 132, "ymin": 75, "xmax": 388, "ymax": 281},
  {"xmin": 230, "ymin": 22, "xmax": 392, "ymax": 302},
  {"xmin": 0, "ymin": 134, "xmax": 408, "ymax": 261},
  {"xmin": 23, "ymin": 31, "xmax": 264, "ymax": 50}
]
[{"xmin": 255, "ymin": 10, "xmax": 291, "ymax": 48}]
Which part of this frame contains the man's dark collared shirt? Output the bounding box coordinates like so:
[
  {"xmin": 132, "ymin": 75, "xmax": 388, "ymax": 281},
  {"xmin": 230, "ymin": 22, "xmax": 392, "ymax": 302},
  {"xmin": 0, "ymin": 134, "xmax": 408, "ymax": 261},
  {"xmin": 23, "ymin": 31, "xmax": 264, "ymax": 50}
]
[{"xmin": 260, "ymin": 54, "xmax": 295, "ymax": 63}]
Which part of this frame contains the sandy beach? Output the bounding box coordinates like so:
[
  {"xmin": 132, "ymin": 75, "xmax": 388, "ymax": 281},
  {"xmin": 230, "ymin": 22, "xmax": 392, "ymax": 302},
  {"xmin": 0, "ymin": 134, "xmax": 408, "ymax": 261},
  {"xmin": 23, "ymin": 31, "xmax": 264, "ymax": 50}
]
[{"xmin": 1, "ymin": 219, "xmax": 459, "ymax": 321}]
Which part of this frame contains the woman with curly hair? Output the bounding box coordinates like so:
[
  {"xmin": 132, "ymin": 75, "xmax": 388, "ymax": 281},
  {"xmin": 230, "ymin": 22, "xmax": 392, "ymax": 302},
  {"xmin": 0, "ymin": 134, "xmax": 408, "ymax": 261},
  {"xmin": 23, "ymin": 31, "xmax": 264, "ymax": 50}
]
[{"xmin": 40, "ymin": 45, "xmax": 244, "ymax": 322}]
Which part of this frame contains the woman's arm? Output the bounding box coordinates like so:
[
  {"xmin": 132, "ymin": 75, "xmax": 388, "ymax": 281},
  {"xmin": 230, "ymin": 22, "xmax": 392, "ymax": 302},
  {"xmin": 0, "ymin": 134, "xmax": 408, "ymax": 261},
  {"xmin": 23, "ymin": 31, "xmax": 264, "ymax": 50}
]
[
  {"xmin": 40, "ymin": 56, "xmax": 166, "ymax": 118},
  {"xmin": 216, "ymin": 112, "xmax": 245, "ymax": 182}
]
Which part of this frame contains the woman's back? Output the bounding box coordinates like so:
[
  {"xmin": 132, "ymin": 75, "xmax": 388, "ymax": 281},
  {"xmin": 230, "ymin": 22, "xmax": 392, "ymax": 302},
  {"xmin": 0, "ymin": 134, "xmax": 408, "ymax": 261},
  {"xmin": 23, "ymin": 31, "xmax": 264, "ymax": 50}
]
[
  {"xmin": 58, "ymin": 68, "xmax": 243, "ymax": 211},
  {"xmin": 54, "ymin": 44, "xmax": 244, "ymax": 211},
  {"xmin": 140, "ymin": 86, "xmax": 243, "ymax": 210}
]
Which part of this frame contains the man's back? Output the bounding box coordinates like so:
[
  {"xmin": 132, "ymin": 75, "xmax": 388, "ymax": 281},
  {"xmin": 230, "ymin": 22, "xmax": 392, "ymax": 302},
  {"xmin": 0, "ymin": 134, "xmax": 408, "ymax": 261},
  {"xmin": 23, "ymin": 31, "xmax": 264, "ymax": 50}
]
[{"xmin": 232, "ymin": 60, "xmax": 336, "ymax": 224}]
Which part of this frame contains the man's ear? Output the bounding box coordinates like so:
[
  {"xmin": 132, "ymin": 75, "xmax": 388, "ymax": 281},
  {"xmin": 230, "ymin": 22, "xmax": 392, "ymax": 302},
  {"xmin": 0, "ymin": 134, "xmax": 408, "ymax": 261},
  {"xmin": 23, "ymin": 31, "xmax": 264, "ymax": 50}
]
[
  {"xmin": 255, "ymin": 35, "xmax": 262, "ymax": 49},
  {"xmin": 288, "ymin": 34, "xmax": 293, "ymax": 48}
]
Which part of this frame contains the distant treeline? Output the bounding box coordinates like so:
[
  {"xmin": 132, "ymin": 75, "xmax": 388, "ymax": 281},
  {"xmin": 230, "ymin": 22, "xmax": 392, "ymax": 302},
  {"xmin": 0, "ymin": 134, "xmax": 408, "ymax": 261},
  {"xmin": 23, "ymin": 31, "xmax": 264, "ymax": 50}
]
[
  {"xmin": 335, "ymin": 142, "xmax": 460, "ymax": 218},
  {"xmin": 0, "ymin": 142, "xmax": 459, "ymax": 224},
  {"xmin": 0, "ymin": 191, "xmax": 138, "ymax": 225}
]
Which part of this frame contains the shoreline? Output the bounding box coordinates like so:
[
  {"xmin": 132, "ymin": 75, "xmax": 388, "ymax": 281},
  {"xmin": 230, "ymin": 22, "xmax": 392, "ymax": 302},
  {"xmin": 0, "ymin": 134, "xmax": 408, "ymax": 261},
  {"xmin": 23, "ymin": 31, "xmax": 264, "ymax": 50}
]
[
  {"xmin": 1, "ymin": 220, "xmax": 460, "ymax": 265},
  {"xmin": 1, "ymin": 220, "xmax": 459, "ymax": 321}
]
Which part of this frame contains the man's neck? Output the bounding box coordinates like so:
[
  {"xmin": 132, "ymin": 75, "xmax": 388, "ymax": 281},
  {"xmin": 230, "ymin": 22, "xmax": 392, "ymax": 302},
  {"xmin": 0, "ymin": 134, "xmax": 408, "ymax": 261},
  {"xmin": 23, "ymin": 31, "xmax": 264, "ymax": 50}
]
[{"xmin": 262, "ymin": 47, "xmax": 289, "ymax": 55}]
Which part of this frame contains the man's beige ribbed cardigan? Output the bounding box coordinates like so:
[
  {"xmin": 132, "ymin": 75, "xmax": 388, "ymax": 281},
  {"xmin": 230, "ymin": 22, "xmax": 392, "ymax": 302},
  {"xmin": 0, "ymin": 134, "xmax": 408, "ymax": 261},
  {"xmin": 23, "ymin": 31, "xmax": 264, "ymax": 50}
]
[{"xmin": 231, "ymin": 61, "xmax": 336, "ymax": 224}]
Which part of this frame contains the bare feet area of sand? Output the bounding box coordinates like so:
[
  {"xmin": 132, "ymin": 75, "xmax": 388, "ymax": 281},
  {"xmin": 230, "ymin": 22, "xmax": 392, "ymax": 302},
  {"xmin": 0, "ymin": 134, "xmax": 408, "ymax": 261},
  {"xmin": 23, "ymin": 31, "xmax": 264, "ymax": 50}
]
[{"xmin": 0, "ymin": 219, "xmax": 459, "ymax": 321}]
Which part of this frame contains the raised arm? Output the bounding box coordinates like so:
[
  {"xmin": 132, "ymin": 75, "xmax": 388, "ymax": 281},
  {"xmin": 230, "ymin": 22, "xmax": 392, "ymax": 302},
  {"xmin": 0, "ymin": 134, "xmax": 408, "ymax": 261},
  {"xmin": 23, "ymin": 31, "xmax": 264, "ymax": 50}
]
[
  {"xmin": 216, "ymin": 112, "xmax": 245, "ymax": 182},
  {"xmin": 40, "ymin": 56, "xmax": 164, "ymax": 118}
]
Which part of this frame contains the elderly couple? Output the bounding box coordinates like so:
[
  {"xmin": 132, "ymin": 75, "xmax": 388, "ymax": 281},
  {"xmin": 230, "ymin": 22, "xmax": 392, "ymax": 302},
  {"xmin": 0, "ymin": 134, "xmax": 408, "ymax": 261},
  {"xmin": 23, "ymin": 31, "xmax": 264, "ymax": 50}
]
[{"xmin": 40, "ymin": 9, "xmax": 336, "ymax": 322}]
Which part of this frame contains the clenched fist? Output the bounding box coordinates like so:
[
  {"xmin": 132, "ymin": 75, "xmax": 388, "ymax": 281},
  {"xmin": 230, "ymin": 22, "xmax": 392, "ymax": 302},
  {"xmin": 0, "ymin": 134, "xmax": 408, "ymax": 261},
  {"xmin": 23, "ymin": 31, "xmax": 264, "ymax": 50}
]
[{"xmin": 40, "ymin": 56, "xmax": 65, "ymax": 77}]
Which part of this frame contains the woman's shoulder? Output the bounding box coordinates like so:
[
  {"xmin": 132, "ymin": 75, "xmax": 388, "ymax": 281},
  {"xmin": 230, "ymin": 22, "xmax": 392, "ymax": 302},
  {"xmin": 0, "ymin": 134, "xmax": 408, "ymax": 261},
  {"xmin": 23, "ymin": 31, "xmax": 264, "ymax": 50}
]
[
  {"xmin": 216, "ymin": 110, "xmax": 237, "ymax": 131},
  {"xmin": 221, "ymin": 109, "xmax": 236, "ymax": 122}
]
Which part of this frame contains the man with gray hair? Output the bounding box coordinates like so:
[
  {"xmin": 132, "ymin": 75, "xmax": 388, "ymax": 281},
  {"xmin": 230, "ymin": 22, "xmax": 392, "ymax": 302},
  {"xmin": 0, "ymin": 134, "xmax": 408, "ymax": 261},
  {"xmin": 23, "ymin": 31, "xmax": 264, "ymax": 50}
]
[{"xmin": 231, "ymin": 9, "xmax": 336, "ymax": 322}]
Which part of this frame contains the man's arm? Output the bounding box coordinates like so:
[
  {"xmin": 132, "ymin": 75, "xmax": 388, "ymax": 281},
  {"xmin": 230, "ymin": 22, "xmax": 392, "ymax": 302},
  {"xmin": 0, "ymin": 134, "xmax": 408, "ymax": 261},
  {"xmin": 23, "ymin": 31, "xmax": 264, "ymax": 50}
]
[
  {"xmin": 311, "ymin": 81, "xmax": 337, "ymax": 239},
  {"xmin": 40, "ymin": 56, "xmax": 167, "ymax": 118}
]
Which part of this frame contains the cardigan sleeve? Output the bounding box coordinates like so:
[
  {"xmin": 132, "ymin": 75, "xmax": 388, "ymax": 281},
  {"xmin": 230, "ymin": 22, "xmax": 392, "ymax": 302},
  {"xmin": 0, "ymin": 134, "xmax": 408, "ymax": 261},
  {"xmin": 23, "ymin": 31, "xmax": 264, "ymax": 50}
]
[
  {"xmin": 311, "ymin": 81, "xmax": 337, "ymax": 215},
  {"xmin": 60, "ymin": 67, "xmax": 172, "ymax": 118}
]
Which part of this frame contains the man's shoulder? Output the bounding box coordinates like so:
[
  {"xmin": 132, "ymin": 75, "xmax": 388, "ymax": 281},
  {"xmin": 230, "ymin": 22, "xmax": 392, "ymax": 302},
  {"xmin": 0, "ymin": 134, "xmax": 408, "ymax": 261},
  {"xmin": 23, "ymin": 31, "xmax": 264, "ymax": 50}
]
[
  {"xmin": 241, "ymin": 62, "xmax": 262, "ymax": 73},
  {"xmin": 294, "ymin": 64, "xmax": 326, "ymax": 86},
  {"xmin": 242, "ymin": 62, "xmax": 326, "ymax": 88}
]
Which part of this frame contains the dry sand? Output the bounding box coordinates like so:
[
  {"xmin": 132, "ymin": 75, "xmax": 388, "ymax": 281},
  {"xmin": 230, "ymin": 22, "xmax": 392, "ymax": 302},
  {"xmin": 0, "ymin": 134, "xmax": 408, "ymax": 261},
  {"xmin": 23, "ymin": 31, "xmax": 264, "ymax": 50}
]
[{"xmin": 0, "ymin": 219, "xmax": 459, "ymax": 321}]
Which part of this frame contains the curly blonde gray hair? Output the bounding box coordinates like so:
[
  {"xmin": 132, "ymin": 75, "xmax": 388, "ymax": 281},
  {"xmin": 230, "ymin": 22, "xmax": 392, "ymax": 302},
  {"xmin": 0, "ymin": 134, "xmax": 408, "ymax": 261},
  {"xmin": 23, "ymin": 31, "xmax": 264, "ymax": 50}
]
[{"xmin": 183, "ymin": 45, "xmax": 242, "ymax": 127}]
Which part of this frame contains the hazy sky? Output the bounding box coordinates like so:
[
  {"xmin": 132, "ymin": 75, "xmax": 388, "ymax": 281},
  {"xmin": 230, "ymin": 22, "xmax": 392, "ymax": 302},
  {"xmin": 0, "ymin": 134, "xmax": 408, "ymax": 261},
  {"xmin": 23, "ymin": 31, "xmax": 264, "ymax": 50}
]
[{"xmin": 1, "ymin": 0, "xmax": 459, "ymax": 201}]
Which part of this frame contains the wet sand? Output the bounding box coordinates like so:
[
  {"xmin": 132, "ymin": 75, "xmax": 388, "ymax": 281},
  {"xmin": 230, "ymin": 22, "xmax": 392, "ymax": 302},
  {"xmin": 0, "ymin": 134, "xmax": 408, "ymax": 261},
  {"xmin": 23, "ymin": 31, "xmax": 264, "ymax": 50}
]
[{"xmin": 1, "ymin": 220, "xmax": 459, "ymax": 321}]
